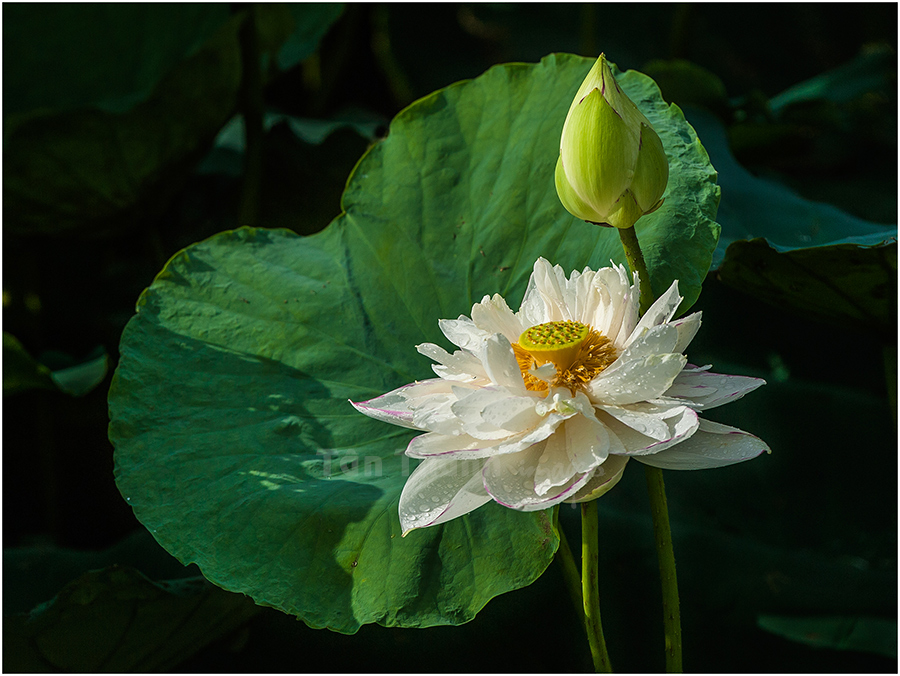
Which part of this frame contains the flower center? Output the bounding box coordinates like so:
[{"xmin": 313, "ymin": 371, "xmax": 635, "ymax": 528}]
[{"xmin": 513, "ymin": 320, "xmax": 618, "ymax": 393}]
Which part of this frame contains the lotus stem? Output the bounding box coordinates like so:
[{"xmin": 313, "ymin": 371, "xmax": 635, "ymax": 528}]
[
  {"xmin": 555, "ymin": 512, "xmax": 588, "ymax": 637},
  {"xmin": 617, "ymin": 225, "xmax": 654, "ymax": 314},
  {"xmin": 618, "ymin": 222, "xmax": 683, "ymax": 672},
  {"xmin": 644, "ymin": 465, "xmax": 683, "ymax": 672},
  {"xmin": 581, "ymin": 500, "xmax": 613, "ymax": 672}
]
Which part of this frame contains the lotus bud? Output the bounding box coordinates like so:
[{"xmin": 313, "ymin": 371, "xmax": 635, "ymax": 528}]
[{"xmin": 555, "ymin": 54, "xmax": 669, "ymax": 229}]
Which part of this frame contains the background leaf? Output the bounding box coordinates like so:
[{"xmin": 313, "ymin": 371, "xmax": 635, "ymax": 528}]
[
  {"xmin": 274, "ymin": 4, "xmax": 346, "ymax": 71},
  {"xmin": 2, "ymin": 4, "xmax": 230, "ymax": 118},
  {"xmin": 3, "ymin": 333, "xmax": 109, "ymax": 397},
  {"xmin": 769, "ymin": 44, "xmax": 896, "ymax": 113},
  {"xmin": 757, "ymin": 614, "xmax": 897, "ymax": 658},
  {"xmin": 683, "ymin": 108, "xmax": 896, "ymax": 269},
  {"xmin": 3, "ymin": 566, "xmax": 259, "ymax": 672},
  {"xmin": 3, "ymin": 332, "xmax": 56, "ymax": 394},
  {"xmin": 3, "ymin": 14, "xmax": 245, "ymax": 237},
  {"xmin": 2, "ymin": 4, "xmax": 346, "ymax": 237},
  {"xmin": 110, "ymin": 53, "xmax": 721, "ymax": 633},
  {"xmin": 717, "ymin": 239, "xmax": 896, "ymax": 334}
]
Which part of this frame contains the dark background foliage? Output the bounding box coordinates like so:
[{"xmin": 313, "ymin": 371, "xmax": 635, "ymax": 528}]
[{"xmin": 3, "ymin": 3, "xmax": 896, "ymax": 672}]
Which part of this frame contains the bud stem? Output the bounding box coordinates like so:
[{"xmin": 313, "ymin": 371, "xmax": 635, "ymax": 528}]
[
  {"xmin": 617, "ymin": 222, "xmax": 683, "ymax": 672},
  {"xmin": 617, "ymin": 225, "xmax": 655, "ymax": 314}
]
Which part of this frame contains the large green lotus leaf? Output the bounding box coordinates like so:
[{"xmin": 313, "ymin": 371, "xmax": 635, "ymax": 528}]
[{"xmin": 110, "ymin": 53, "xmax": 720, "ymax": 633}]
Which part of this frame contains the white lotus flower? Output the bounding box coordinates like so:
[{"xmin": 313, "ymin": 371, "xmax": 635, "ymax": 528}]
[{"xmin": 352, "ymin": 258, "xmax": 769, "ymax": 535}]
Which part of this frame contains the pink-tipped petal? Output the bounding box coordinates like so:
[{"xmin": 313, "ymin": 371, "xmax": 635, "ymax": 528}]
[
  {"xmin": 635, "ymin": 418, "xmax": 771, "ymax": 470},
  {"xmin": 666, "ymin": 370, "xmax": 766, "ymax": 410},
  {"xmin": 350, "ymin": 379, "xmax": 451, "ymax": 430},
  {"xmin": 399, "ymin": 456, "xmax": 491, "ymax": 534}
]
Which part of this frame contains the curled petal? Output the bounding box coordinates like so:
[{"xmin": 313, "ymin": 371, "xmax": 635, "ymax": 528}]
[
  {"xmin": 620, "ymin": 322, "xmax": 679, "ymax": 359},
  {"xmin": 533, "ymin": 431, "xmax": 578, "ymax": 496},
  {"xmin": 483, "ymin": 443, "xmax": 592, "ymax": 511},
  {"xmin": 407, "ymin": 402, "xmax": 571, "ymax": 459},
  {"xmin": 399, "ymin": 456, "xmax": 491, "ymax": 535},
  {"xmin": 438, "ymin": 316, "xmax": 490, "ymax": 351},
  {"xmin": 626, "ymin": 279, "xmax": 682, "ymax": 346},
  {"xmin": 670, "ymin": 311, "xmax": 702, "ymax": 354},
  {"xmin": 407, "ymin": 431, "xmax": 491, "ymax": 459},
  {"xmin": 597, "ymin": 402, "xmax": 675, "ymax": 441},
  {"xmin": 666, "ymin": 369, "xmax": 766, "ymax": 410},
  {"xmin": 478, "ymin": 333, "xmax": 529, "ymax": 393},
  {"xmin": 417, "ymin": 342, "xmax": 487, "ymax": 383},
  {"xmin": 565, "ymin": 454, "xmax": 630, "ymax": 503},
  {"xmin": 595, "ymin": 405, "xmax": 699, "ymax": 455},
  {"xmin": 532, "ymin": 412, "xmax": 611, "ymax": 495},
  {"xmin": 589, "ymin": 264, "xmax": 640, "ymax": 348},
  {"xmin": 519, "ymin": 257, "xmax": 572, "ymax": 325},
  {"xmin": 471, "ymin": 293, "xmax": 525, "ymax": 344},
  {"xmin": 634, "ymin": 418, "xmax": 770, "ymax": 470},
  {"xmin": 563, "ymin": 410, "xmax": 611, "ymax": 474}
]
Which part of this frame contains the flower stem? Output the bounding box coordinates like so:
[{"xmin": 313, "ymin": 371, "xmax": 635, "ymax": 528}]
[
  {"xmin": 618, "ymin": 220, "xmax": 683, "ymax": 672},
  {"xmin": 617, "ymin": 226, "xmax": 654, "ymax": 314},
  {"xmin": 581, "ymin": 501, "xmax": 613, "ymax": 672},
  {"xmin": 644, "ymin": 466, "xmax": 683, "ymax": 672}
]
